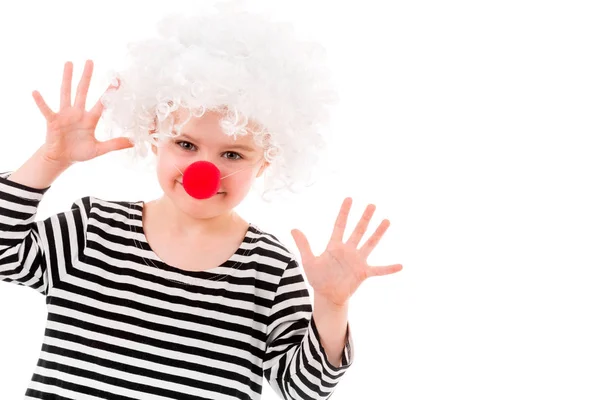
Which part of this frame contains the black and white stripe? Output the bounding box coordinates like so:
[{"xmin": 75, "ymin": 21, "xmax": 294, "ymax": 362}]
[{"xmin": 0, "ymin": 171, "xmax": 353, "ymax": 400}]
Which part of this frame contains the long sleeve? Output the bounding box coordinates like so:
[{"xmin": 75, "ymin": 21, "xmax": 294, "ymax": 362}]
[
  {"xmin": 0, "ymin": 171, "xmax": 89, "ymax": 296},
  {"xmin": 263, "ymin": 257, "xmax": 354, "ymax": 400}
]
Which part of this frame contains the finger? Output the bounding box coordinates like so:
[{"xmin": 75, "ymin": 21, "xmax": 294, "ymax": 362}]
[
  {"xmin": 88, "ymin": 97, "xmax": 104, "ymax": 121},
  {"xmin": 88, "ymin": 83, "xmax": 115, "ymax": 120},
  {"xmin": 32, "ymin": 90, "xmax": 54, "ymax": 120},
  {"xmin": 291, "ymin": 229, "xmax": 315, "ymax": 262},
  {"xmin": 366, "ymin": 263, "xmax": 403, "ymax": 278},
  {"xmin": 60, "ymin": 61, "xmax": 73, "ymax": 110},
  {"xmin": 74, "ymin": 60, "xmax": 94, "ymax": 109},
  {"xmin": 358, "ymin": 218, "xmax": 391, "ymax": 257},
  {"xmin": 90, "ymin": 79, "xmax": 120, "ymax": 117},
  {"xmin": 330, "ymin": 197, "xmax": 352, "ymax": 244},
  {"xmin": 347, "ymin": 203, "xmax": 376, "ymax": 248},
  {"xmin": 96, "ymin": 137, "xmax": 134, "ymax": 157}
]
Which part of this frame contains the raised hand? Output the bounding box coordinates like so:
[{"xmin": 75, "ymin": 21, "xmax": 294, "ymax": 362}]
[
  {"xmin": 291, "ymin": 197, "xmax": 403, "ymax": 307},
  {"xmin": 32, "ymin": 60, "xmax": 133, "ymax": 168}
]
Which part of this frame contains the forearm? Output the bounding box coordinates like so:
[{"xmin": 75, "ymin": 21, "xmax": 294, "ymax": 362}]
[
  {"xmin": 7, "ymin": 145, "xmax": 69, "ymax": 189},
  {"xmin": 313, "ymin": 293, "xmax": 349, "ymax": 368}
]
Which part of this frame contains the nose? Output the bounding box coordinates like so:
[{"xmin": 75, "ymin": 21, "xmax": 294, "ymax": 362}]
[
  {"xmin": 178, "ymin": 161, "xmax": 221, "ymax": 199},
  {"xmin": 172, "ymin": 157, "xmax": 263, "ymax": 200}
]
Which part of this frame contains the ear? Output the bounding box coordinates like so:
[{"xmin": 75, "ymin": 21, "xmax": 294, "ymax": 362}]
[
  {"xmin": 256, "ymin": 161, "xmax": 270, "ymax": 178},
  {"xmin": 149, "ymin": 131, "xmax": 158, "ymax": 155}
]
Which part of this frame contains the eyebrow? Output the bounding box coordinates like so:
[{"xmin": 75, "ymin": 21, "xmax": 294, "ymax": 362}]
[{"xmin": 177, "ymin": 134, "xmax": 256, "ymax": 153}]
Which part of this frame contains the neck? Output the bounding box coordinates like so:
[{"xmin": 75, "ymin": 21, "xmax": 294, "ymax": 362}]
[{"xmin": 148, "ymin": 195, "xmax": 243, "ymax": 240}]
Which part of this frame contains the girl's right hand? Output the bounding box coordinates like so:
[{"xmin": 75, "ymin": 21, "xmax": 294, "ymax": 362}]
[{"xmin": 32, "ymin": 60, "xmax": 133, "ymax": 168}]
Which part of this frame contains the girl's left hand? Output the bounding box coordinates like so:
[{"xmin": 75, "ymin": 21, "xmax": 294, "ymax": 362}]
[{"xmin": 291, "ymin": 197, "xmax": 403, "ymax": 307}]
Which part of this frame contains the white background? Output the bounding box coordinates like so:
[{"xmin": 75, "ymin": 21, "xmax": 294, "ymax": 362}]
[{"xmin": 1, "ymin": 0, "xmax": 599, "ymax": 399}]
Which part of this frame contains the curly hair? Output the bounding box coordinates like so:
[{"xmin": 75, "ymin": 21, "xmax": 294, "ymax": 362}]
[{"xmin": 99, "ymin": 1, "xmax": 338, "ymax": 202}]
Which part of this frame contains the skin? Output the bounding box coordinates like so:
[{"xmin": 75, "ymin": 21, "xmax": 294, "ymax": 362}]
[
  {"xmin": 292, "ymin": 197, "xmax": 403, "ymax": 366},
  {"xmin": 143, "ymin": 109, "xmax": 270, "ymax": 241},
  {"xmin": 29, "ymin": 60, "xmax": 403, "ymax": 369}
]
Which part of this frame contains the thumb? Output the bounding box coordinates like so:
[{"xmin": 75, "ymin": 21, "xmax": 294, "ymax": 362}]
[
  {"xmin": 291, "ymin": 229, "xmax": 315, "ymax": 261},
  {"xmin": 97, "ymin": 137, "xmax": 134, "ymax": 157}
]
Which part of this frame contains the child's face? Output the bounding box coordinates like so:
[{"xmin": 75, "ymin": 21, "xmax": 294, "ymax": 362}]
[{"xmin": 151, "ymin": 109, "xmax": 269, "ymax": 217}]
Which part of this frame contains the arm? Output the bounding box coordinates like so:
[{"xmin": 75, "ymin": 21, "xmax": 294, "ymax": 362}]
[
  {"xmin": 0, "ymin": 152, "xmax": 89, "ymax": 294},
  {"xmin": 263, "ymin": 258, "xmax": 354, "ymax": 400},
  {"xmin": 7, "ymin": 144, "xmax": 69, "ymax": 190},
  {"xmin": 313, "ymin": 293, "xmax": 349, "ymax": 368}
]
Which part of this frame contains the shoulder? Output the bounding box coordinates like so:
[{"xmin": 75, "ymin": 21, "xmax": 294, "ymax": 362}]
[
  {"xmin": 246, "ymin": 223, "xmax": 297, "ymax": 266},
  {"xmin": 68, "ymin": 196, "xmax": 140, "ymax": 224}
]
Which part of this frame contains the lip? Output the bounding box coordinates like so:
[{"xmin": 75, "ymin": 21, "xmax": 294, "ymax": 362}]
[{"xmin": 176, "ymin": 180, "xmax": 225, "ymax": 194}]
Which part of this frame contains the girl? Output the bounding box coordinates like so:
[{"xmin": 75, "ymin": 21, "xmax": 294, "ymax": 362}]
[{"xmin": 0, "ymin": 4, "xmax": 402, "ymax": 399}]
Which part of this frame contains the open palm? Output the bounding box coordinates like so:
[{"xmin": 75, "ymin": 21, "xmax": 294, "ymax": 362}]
[
  {"xmin": 291, "ymin": 197, "xmax": 403, "ymax": 307},
  {"xmin": 32, "ymin": 60, "xmax": 132, "ymax": 167}
]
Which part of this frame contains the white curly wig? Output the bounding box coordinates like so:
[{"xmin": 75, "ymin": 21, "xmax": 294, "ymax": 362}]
[{"xmin": 99, "ymin": 1, "xmax": 338, "ymax": 202}]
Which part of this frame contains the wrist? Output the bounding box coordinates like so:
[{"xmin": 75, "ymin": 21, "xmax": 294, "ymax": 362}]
[
  {"xmin": 314, "ymin": 292, "xmax": 349, "ymax": 312},
  {"xmin": 37, "ymin": 145, "xmax": 73, "ymax": 171},
  {"xmin": 7, "ymin": 145, "xmax": 71, "ymax": 190}
]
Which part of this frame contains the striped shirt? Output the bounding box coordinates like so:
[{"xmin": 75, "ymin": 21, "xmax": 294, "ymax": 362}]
[{"xmin": 0, "ymin": 171, "xmax": 354, "ymax": 400}]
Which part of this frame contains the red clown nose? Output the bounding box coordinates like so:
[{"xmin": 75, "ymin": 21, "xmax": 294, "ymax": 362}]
[{"xmin": 181, "ymin": 161, "xmax": 221, "ymax": 199}]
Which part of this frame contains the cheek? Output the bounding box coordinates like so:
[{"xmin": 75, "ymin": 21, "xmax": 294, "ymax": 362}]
[
  {"xmin": 223, "ymin": 169, "xmax": 255, "ymax": 189},
  {"xmin": 157, "ymin": 151, "xmax": 184, "ymax": 177}
]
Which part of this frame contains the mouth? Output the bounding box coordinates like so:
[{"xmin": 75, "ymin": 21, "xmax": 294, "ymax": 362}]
[{"xmin": 176, "ymin": 180, "xmax": 225, "ymax": 194}]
